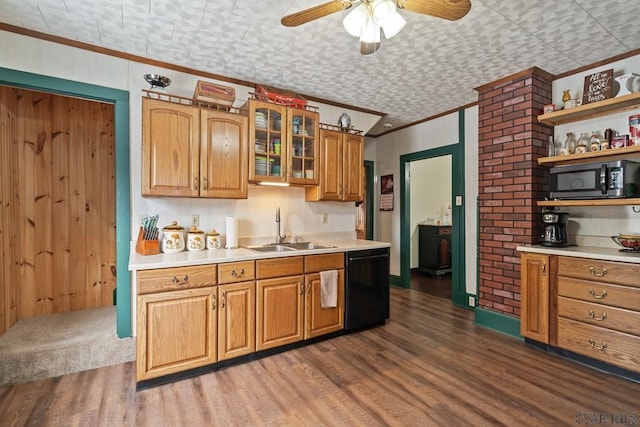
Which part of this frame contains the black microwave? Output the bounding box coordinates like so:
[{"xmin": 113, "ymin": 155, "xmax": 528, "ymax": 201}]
[{"xmin": 549, "ymin": 160, "xmax": 640, "ymax": 199}]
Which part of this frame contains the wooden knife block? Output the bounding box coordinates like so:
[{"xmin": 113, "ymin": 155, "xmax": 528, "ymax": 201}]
[{"xmin": 135, "ymin": 227, "xmax": 159, "ymax": 255}]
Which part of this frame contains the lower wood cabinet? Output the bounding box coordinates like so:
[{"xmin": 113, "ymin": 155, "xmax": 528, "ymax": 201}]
[
  {"xmin": 256, "ymin": 275, "xmax": 305, "ymax": 351},
  {"xmin": 520, "ymin": 252, "xmax": 551, "ymax": 343},
  {"xmin": 137, "ymin": 287, "xmax": 217, "ymax": 381},
  {"xmin": 137, "ymin": 253, "xmax": 347, "ymax": 384},
  {"xmin": 217, "ymin": 281, "xmax": 255, "ymax": 361},
  {"xmin": 520, "ymin": 251, "xmax": 640, "ymax": 375}
]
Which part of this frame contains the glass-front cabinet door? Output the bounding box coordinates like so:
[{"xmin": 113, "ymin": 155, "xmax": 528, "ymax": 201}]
[
  {"xmin": 248, "ymin": 99, "xmax": 319, "ymax": 185},
  {"xmin": 288, "ymin": 109, "xmax": 318, "ymax": 185},
  {"xmin": 249, "ymin": 100, "xmax": 286, "ymax": 183}
]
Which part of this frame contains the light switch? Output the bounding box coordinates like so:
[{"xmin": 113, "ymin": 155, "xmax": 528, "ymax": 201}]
[{"xmin": 455, "ymin": 195, "xmax": 463, "ymax": 206}]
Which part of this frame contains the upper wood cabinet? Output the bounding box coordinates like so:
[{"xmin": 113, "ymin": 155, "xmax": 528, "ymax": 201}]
[
  {"xmin": 142, "ymin": 97, "xmax": 248, "ymax": 198},
  {"xmin": 247, "ymin": 99, "xmax": 319, "ymax": 185},
  {"xmin": 520, "ymin": 252, "xmax": 551, "ymax": 343},
  {"xmin": 306, "ymin": 128, "xmax": 364, "ymax": 202}
]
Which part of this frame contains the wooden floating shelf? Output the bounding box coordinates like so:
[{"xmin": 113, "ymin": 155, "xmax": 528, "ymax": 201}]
[
  {"xmin": 537, "ymin": 198, "xmax": 640, "ymax": 207},
  {"xmin": 537, "ymin": 92, "xmax": 640, "ymax": 126},
  {"xmin": 538, "ymin": 145, "xmax": 640, "ymax": 166}
]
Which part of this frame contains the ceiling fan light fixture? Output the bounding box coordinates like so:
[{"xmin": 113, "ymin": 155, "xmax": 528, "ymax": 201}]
[
  {"xmin": 371, "ymin": 0, "xmax": 396, "ymax": 25},
  {"xmin": 358, "ymin": 14, "xmax": 381, "ymax": 44},
  {"xmin": 343, "ymin": 4, "xmax": 367, "ymax": 37},
  {"xmin": 381, "ymin": 11, "xmax": 406, "ymax": 39}
]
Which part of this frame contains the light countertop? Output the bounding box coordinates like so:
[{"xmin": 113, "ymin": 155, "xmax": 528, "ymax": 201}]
[
  {"xmin": 129, "ymin": 239, "xmax": 391, "ymax": 271},
  {"xmin": 517, "ymin": 245, "xmax": 640, "ymax": 264}
]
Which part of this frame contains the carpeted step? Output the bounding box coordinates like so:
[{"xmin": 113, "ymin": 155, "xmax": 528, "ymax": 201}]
[{"xmin": 0, "ymin": 306, "xmax": 135, "ymax": 386}]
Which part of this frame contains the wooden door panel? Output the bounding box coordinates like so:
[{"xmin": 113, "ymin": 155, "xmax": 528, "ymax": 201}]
[
  {"xmin": 201, "ymin": 110, "xmax": 248, "ymax": 198},
  {"xmin": 218, "ymin": 281, "xmax": 255, "ymax": 361},
  {"xmin": 319, "ymin": 130, "xmax": 342, "ymax": 200},
  {"xmin": 342, "ymin": 134, "xmax": 363, "ymax": 201},
  {"xmin": 305, "ymin": 271, "xmax": 344, "ymax": 339},
  {"xmin": 256, "ymin": 276, "xmax": 304, "ymax": 350},
  {"xmin": 142, "ymin": 98, "xmax": 200, "ymax": 197}
]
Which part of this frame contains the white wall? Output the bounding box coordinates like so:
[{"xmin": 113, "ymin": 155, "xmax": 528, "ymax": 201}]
[
  {"xmin": 552, "ymin": 54, "xmax": 640, "ymax": 247},
  {"xmin": 1, "ymin": 30, "xmax": 383, "ymax": 243},
  {"xmin": 409, "ymin": 156, "xmax": 452, "ymax": 268}
]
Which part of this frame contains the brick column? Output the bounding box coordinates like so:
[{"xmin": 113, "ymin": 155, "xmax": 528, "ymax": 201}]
[{"xmin": 475, "ymin": 67, "xmax": 553, "ymax": 317}]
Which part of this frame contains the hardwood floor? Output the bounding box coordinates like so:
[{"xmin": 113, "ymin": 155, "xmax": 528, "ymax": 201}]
[
  {"xmin": 410, "ymin": 270, "xmax": 452, "ymax": 299},
  {"xmin": 1, "ymin": 287, "xmax": 639, "ymax": 426}
]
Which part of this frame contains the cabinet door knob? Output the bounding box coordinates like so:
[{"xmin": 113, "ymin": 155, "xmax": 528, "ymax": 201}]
[
  {"xmin": 542, "ymin": 262, "xmax": 546, "ymax": 275},
  {"xmin": 193, "ymin": 176, "xmax": 199, "ymax": 191},
  {"xmin": 589, "ymin": 266, "xmax": 607, "ymax": 277},
  {"xmin": 212, "ymin": 294, "xmax": 216, "ymax": 310},
  {"xmin": 203, "ymin": 176, "xmax": 208, "ymax": 191},
  {"xmin": 221, "ymin": 292, "xmax": 226, "ymax": 308},
  {"xmin": 299, "ymin": 281, "xmax": 304, "ymax": 295}
]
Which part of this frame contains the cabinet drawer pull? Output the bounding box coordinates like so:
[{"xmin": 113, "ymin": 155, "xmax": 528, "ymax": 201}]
[
  {"xmin": 589, "ymin": 266, "xmax": 607, "ymax": 277},
  {"xmin": 171, "ymin": 275, "xmax": 188, "ymax": 285},
  {"xmin": 588, "ymin": 339, "xmax": 607, "ymax": 351},
  {"xmin": 588, "ymin": 289, "xmax": 607, "ymax": 299},
  {"xmin": 230, "ymin": 268, "xmax": 245, "ymax": 277},
  {"xmin": 588, "ymin": 310, "xmax": 607, "ymax": 321}
]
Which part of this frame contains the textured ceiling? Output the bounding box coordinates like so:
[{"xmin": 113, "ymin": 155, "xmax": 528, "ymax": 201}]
[{"xmin": 1, "ymin": 0, "xmax": 639, "ymax": 135}]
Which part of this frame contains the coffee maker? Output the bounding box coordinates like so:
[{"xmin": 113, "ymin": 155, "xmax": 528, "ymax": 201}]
[{"xmin": 541, "ymin": 211, "xmax": 569, "ymax": 247}]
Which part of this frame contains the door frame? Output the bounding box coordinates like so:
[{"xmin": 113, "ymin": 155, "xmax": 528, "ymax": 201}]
[
  {"xmin": 398, "ymin": 110, "xmax": 466, "ymax": 307},
  {"xmin": 0, "ymin": 67, "xmax": 132, "ymax": 337}
]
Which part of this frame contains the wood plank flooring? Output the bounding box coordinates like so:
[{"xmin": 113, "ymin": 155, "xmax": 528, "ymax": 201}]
[{"xmin": 1, "ymin": 287, "xmax": 639, "ymax": 426}]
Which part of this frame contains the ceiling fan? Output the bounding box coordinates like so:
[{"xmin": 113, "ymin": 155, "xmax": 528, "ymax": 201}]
[{"xmin": 281, "ymin": 0, "xmax": 471, "ymax": 55}]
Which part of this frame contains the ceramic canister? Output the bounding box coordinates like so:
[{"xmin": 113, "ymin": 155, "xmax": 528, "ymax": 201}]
[
  {"xmin": 206, "ymin": 229, "xmax": 221, "ymax": 250},
  {"xmin": 161, "ymin": 221, "xmax": 185, "ymax": 253},
  {"xmin": 187, "ymin": 226, "xmax": 206, "ymax": 251}
]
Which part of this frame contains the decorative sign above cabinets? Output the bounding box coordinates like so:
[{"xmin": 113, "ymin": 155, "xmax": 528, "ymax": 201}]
[{"xmin": 582, "ymin": 69, "xmax": 613, "ymax": 105}]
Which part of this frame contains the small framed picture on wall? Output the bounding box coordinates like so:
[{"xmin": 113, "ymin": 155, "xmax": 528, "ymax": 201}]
[{"xmin": 380, "ymin": 174, "xmax": 394, "ymax": 211}]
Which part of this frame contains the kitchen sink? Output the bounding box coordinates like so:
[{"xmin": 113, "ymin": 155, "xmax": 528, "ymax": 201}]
[
  {"xmin": 245, "ymin": 244, "xmax": 296, "ymax": 253},
  {"xmin": 244, "ymin": 242, "xmax": 336, "ymax": 253},
  {"xmin": 282, "ymin": 242, "xmax": 336, "ymax": 250}
]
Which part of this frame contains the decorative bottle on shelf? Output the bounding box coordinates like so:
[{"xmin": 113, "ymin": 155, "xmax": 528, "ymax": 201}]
[
  {"xmin": 562, "ymin": 132, "xmax": 576, "ymax": 155},
  {"xmin": 575, "ymin": 133, "xmax": 590, "ymax": 154},
  {"xmin": 547, "ymin": 136, "xmax": 556, "ymax": 157},
  {"xmin": 589, "ymin": 131, "xmax": 602, "ymax": 152},
  {"xmin": 561, "ymin": 90, "xmax": 572, "ymax": 108}
]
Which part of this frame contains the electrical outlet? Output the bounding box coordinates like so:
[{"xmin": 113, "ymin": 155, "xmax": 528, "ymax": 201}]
[
  {"xmin": 469, "ymin": 296, "xmax": 476, "ymax": 307},
  {"xmin": 191, "ymin": 214, "xmax": 199, "ymax": 228},
  {"xmin": 321, "ymin": 213, "xmax": 328, "ymax": 224}
]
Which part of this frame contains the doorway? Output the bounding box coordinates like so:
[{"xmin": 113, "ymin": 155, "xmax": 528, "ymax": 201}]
[
  {"xmin": 0, "ymin": 67, "xmax": 131, "ymax": 337},
  {"xmin": 1, "ymin": 86, "xmax": 116, "ymax": 333},
  {"xmin": 400, "ymin": 143, "xmax": 467, "ymax": 307}
]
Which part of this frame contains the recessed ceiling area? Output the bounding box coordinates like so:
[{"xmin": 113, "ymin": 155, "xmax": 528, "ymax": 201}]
[{"xmin": 0, "ymin": 0, "xmax": 639, "ymax": 135}]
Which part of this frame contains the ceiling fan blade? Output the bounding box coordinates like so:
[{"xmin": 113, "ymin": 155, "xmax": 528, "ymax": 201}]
[
  {"xmin": 398, "ymin": 0, "xmax": 471, "ymax": 21},
  {"xmin": 360, "ymin": 41, "xmax": 380, "ymax": 55},
  {"xmin": 281, "ymin": 1, "xmax": 353, "ymax": 27}
]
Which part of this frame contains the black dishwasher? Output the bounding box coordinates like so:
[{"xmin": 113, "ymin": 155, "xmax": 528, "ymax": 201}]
[{"xmin": 344, "ymin": 247, "xmax": 390, "ymax": 331}]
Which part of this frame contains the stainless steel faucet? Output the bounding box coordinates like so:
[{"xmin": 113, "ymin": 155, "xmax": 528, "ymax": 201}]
[{"xmin": 275, "ymin": 207, "xmax": 287, "ymax": 243}]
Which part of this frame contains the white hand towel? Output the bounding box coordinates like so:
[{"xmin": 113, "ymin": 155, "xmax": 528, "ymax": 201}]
[{"xmin": 320, "ymin": 270, "xmax": 338, "ymax": 308}]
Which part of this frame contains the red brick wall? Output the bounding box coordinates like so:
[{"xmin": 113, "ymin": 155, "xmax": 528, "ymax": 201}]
[{"xmin": 476, "ymin": 68, "xmax": 553, "ymax": 317}]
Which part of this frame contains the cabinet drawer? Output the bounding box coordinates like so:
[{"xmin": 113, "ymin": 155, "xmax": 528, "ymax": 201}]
[
  {"xmin": 256, "ymin": 256, "xmax": 304, "ymax": 279},
  {"xmin": 557, "ymin": 317, "xmax": 640, "ymax": 373},
  {"xmin": 305, "ymin": 253, "xmax": 344, "ymax": 273},
  {"xmin": 558, "ymin": 276, "xmax": 640, "ymax": 311},
  {"xmin": 558, "ymin": 257, "xmax": 640, "ymax": 288},
  {"xmin": 218, "ymin": 261, "xmax": 255, "ymax": 284},
  {"xmin": 558, "ymin": 296, "xmax": 640, "ymax": 336},
  {"xmin": 138, "ymin": 265, "xmax": 217, "ymax": 294}
]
